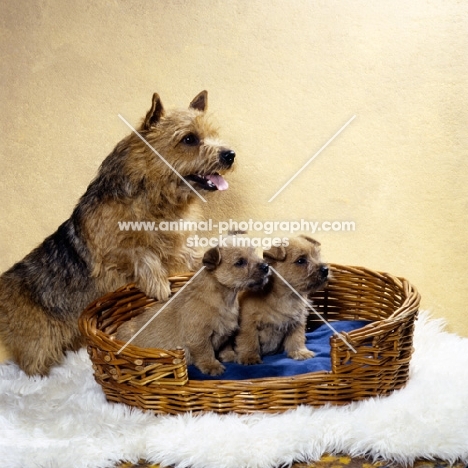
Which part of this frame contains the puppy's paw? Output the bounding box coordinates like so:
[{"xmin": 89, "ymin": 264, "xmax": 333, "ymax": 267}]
[
  {"xmin": 198, "ymin": 361, "xmax": 225, "ymax": 376},
  {"xmin": 237, "ymin": 353, "xmax": 262, "ymax": 365},
  {"xmin": 288, "ymin": 348, "xmax": 315, "ymax": 360},
  {"xmin": 219, "ymin": 348, "xmax": 236, "ymax": 363}
]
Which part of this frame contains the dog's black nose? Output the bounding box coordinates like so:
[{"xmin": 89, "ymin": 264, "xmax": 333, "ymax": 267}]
[
  {"xmin": 319, "ymin": 265, "xmax": 329, "ymax": 278},
  {"xmin": 220, "ymin": 150, "xmax": 236, "ymax": 166},
  {"xmin": 259, "ymin": 263, "xmax": 269, "ymax": 273}
]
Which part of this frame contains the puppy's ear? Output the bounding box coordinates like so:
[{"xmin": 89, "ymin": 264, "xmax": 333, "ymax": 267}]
[
  {"xmin": 202, "ymin": 246, "xmax": 221, "ymax": 270},
  {"xmin": 300, "ymin": 235, "xmax": 321, "ymax": 247},
  {"xmin": 190, "ymin": 90, "xmax": 208, "ymax": 112},
  {"xmin": 263, "ymin": 246, "xmax": 287, "ymax": 263},
  {"xmin": 142, "ymin": 93, "xmax": 164, "ymax": 130}
]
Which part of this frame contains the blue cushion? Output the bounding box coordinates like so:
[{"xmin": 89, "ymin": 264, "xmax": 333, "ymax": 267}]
[{"xmin": 188, "ymin": 320, "xmax": 370, "ymax": 381}]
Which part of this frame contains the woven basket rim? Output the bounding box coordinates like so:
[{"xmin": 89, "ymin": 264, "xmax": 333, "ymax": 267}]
[
  {"xmin": 79, "ymin": 263, "xmax": 421, "ymax": 413},
  {"xmin": 80, "ymin": 263, "xmax": 420, "ymax": 386}
]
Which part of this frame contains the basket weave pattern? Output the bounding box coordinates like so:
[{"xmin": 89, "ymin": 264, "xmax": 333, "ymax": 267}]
[{"xmin": 79, "ymin": 264, "xmax": 420, "ymax": 414}]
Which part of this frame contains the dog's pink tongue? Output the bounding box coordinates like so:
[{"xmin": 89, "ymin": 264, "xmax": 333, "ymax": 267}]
[{"xmin": 207, "ymin": 174, "xmax": 229, "ymax": 191}]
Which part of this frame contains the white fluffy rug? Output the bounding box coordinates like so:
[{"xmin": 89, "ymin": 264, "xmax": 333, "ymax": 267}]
[{"xmin": 1, "ymin": 311, "xmax": 468, "ymax": 468}]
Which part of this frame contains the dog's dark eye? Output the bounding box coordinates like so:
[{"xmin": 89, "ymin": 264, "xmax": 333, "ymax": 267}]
[
  {"xmin": 181, "ymin": 133, "xmax": 199, "ymax": 146},
  {"xmin": 295, "ymin": 257, "xmax": 307, "ymax": 265},
  {"xmin": 234, "ymin": 258, "xmax": 246, "ymax": 267}
]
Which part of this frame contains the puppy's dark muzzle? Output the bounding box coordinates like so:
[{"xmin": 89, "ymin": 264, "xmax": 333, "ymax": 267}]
[
  {"xmin": 319, "ymin": 265, "xmax": 329, "ymax": 280},
  {"xmin": 219, "ymin": 149, "xmax": 236, "ymax": 167},
  {"xmin": 249, "ymin": 262, "xmax": 271, "ymax": 290}
]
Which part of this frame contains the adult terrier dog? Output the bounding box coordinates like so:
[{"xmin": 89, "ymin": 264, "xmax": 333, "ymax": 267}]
[{"xmin": 0, "ymin": 91, "xmax": 235, "ymax": 375}]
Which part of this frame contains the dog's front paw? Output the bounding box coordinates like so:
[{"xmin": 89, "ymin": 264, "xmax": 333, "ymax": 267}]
[
  {"xmin": 155, "ymin": 280, "xmax": 172, "ymax": 301},
  {"xmin": 142, "ymin": 280, "xmax": 171, "ymax": 301},
  {"xmin": 237, "ymin": 353, "xmax": 262, "ymax": 365},
  {"xmin": 288, "ymin": 349, "xmax": 315, "ymax": 360},
  {"xmin": 198, "ymin": 360, "xmax": 225, "ymax": 376}
]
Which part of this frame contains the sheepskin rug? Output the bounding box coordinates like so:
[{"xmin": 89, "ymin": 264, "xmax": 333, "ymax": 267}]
[{"xmin": 1, "ymin": 311, "xmax": 467, "ymax": 468}]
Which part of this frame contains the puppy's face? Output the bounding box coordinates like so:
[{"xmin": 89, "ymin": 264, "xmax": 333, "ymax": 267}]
[
  {"xmin": 202, "ymin": 245, "xmax": 270, "ymax": 291},
  {"xmin": 263, "ymin": 236, "xmax": 329, "ymax": 294}
]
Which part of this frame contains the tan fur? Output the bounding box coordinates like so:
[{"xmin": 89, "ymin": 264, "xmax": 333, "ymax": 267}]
[
  {"xmin": 116, "ymin": 245, "xmax": 270, "ymax": 376},
  {"xmin": 0, "ymin": 91, "xmax": 236, "ymax": 375},
  {"xmin": 220, "ymin": 236, "xmax": 329, "ymax": 365}
]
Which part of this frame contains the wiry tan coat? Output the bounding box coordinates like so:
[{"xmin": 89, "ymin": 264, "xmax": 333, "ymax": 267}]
[{"xmin": 0, "ymin": 91, "xmax": 235, "ymax": 375}]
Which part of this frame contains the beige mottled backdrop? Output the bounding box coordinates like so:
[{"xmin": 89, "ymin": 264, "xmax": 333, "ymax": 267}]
[{"xmin": 1, "ymin": 0, "xmax": 467, "ymax": 362}]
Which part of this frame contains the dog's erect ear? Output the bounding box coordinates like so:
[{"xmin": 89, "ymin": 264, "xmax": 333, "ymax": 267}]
[
  {"xmin": 190, "ymin": 90, "xmax": 208, "ymax": 112},
  {"xmin": 300, "ymin": 235, "xmax": 321, "ymax": 247},
  {"xmin": 202, "ymin": 246, "xmax": 221, "ymax": 270},
  {"xmin": 143, "ymin": 93, "xmax": 165, "ymax": 130},
  {"xmin": 263, "ymin": 246, "xmax": 287, "ymax": 263}
]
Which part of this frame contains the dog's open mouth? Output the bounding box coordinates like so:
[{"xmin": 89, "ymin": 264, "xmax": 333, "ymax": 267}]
[{"xmin": 185, "ymin": 173, "xmax": 229, "ymax": 191}]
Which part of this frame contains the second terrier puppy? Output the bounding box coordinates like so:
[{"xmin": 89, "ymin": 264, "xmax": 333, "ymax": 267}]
[
  {"xmin": 116, "ymin": 245, "xmax": 270, "ymax": 376},
  {"xmin": 222, "ymin": 235, "xmax": 328, "ymax": 365}
]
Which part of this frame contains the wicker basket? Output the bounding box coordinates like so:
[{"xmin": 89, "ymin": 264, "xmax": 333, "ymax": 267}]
[{"xmin": 79, "ymin": 264, "xmax": 420, "ymax": 414}]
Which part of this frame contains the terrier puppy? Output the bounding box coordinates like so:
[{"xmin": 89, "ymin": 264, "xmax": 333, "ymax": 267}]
[
  {"xmin": 221, "ymin": 235, "xmax": 328, "ymax": 365},
  {"xmin": 116, "ymin": 245, "xmax": 270, "ymax": 376},
  {"xmin": 0, "ymin": 91, "xmax": 235, "ymax": 375}
]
